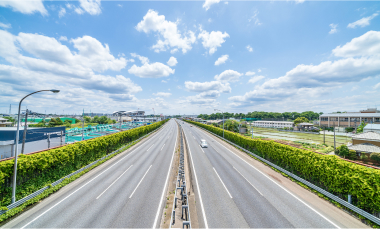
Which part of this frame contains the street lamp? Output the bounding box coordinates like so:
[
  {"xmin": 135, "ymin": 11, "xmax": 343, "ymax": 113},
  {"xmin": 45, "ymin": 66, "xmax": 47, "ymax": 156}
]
[
  {"xmin": 215, "ymin": 109, "xmax": 224, "ymax": 138},
  {"xmin": 12, "ymin": 89, "xmax": 60, "ymax": 203}
]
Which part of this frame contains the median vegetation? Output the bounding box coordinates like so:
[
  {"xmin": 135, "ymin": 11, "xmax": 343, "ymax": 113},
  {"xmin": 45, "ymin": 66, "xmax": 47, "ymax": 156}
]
[
  {"xmin": 0, "ymin": 120, "xmax": 168, "ymax": 208},
  {"xmin": 185, "ymin": 120, "xmax": 380, "ymax": 219}
]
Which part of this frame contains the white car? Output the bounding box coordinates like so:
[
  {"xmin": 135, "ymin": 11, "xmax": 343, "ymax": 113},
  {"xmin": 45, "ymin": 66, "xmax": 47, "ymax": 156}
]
[{"xmin": 200, "ymin": 139, "xmax": 208, "ymax": 148}]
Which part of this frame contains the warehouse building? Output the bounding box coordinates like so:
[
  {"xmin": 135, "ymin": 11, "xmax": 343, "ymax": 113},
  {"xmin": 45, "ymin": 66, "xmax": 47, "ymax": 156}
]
[{"xmin": 319, "ymin": 108, "xmax": 380, "ymax": 128}]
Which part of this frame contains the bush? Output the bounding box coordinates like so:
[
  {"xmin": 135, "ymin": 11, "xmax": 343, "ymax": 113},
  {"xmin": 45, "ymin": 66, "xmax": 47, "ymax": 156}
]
[
  {"xmin": 348, "ymin": 150, "xmax": 357, "ymax": 160},
  {"xmin": 338, "ymin": 145, "xmax": 349, "ymax": 158},
  {"xmin": 371, "ymin": 153, "xmax": 380, "ymax": 163}
]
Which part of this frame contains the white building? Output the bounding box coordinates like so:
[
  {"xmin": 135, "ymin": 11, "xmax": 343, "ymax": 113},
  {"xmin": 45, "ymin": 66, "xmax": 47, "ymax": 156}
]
[
  {"xmin": 252, "ymin": 121, "xmax": 294, "ymax": 128},
  {"xmin": 363, "ymin": 124, "xmax": 380, "ymax": 134}
]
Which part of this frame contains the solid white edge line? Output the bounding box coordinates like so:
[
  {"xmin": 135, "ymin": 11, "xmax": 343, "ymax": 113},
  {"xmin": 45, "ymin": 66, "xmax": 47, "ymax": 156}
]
[
  {"xmin": 129, "ymin": 165, "xmax": 152, "ymax": 198},
  {"xmin": 213, "ymin": 167, "xmax": 233, "ymax": 198},
  {"xmin": 184, "ymin": 130, "xmax": 209, "ymax": 229},
  {"xmin": 96, "ymin": 165, "xmax": 133, "ymax": 199},
  {"xmin": 160, "ymin": 143, "xmax": 165, "ymax": 151},
  {"xmin": 147, "ymin": 144, "xmax": 155, "ymax": 151},
  {"xmin": 19, "ymin": 122, "xmax": 169, "ymax": 229},
  {"xmin": 211, "ymin": 131, "xmax": 341, "ymax": 229},
  {"xmin": 152, "ymin": 121, "xmax": 178, "ymax": 229},
  {"xmin": 233, "ymin": 166, "xmax": 263, "ymax": 196}
]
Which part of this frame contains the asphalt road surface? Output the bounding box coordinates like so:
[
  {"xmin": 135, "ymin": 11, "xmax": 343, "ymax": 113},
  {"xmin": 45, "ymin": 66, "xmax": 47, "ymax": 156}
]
[
  {"xmin": 181, "ymin": 121, "xmax": 367, "ymax": 228},
  {"xmin": 4, "ymin": 119, "xmax": 178, "ymax": 228}
]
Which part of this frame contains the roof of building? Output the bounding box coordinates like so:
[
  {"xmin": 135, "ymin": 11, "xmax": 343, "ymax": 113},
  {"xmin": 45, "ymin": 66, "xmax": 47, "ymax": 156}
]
[
  {"xmin": 348, "ymin": 143, "xmax": 380, "ymax": 153},
  {"xmin": 297, "ymin": 122, "xmax": 314, "ymax": 126},
  {"xmin": 352, "ymin": 131, "xmax": 380, "ymax": 141},
  {"xmin": 320, "ymin": 113, "xmax": 380, "ymax": 117},
  {"xmin": 0, "ymin": 117, "xmax": 8, "ymax": 121},
  {"xmin": 363, "ymin": 124, "xmax": 380, "ymax": 131},
  {"xmin": 253, "ymin": 121, "xmax": 293, "ymax": 124}
]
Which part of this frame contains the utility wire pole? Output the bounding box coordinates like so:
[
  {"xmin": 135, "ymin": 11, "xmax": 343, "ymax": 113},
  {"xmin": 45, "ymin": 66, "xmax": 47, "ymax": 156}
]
[{"xmin": 21, "ymin": 109, "xmax": 28, "ymax": 154}]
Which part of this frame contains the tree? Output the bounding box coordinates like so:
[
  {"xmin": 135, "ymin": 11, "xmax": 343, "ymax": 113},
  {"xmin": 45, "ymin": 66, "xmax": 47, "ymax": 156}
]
[
  {"xmin": 337, "ymin": 145, "xmax": 349, "ymax": 158},
  {"xmin": 293, "ymin": 117, "xmax": 309, "ymax": 125},
  {"xmin": 55, "ymin": 118, "xmax": 63, "ymax": 125},
  {"xmin": 99, "ymin": 116, "xmax": 108, "ymax": 124},
  {"xmin": 92, "ymin": 116, "xmax": 100, "ymax": 123},
  {"xmin": 84, "ymin": 116, "xmax": 91, "ymax": 123},
  {"xmin": 370, "ymin": 153, "xmax": 380, "ymax": 163},
  {"xmin": 356, "ymin": 121, "xmax": 367, "ymax": 133}
]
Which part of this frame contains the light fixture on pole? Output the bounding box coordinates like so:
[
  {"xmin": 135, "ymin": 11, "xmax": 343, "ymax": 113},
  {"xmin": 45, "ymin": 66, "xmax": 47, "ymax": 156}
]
[
  {"xmin": 12, "ymin": 89, "xmax": 60, "ymax": 203},
  {"xmin": 214, "ymin": 109, "xmax": 224, "ymax": 138}
]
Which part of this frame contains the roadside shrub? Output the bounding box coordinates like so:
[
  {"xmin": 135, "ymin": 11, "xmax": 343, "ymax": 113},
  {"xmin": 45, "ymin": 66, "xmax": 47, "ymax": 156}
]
[
  {"xmin": 371, "ymin": 153, "xmax": 380, "ymax": 163},
  {"xmin": 348, "ymin": 150, "xmax": 357, "ymax": 160}
]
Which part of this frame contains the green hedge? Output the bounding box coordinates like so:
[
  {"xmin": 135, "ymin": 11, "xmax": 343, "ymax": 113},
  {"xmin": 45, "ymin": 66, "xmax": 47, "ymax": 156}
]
[
  {"xmin": 0, "ymin": 120, "xmax": 168, "ymax": 207},
  {"xmin": 186, "ymin": 120, "xmax": 380, "ymax": 215}
]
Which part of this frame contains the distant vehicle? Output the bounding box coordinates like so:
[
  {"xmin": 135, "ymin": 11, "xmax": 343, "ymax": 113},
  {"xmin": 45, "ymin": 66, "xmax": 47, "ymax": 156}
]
[{"xmin": 200, "ymin": 139, "xmax": 208, "ymax": 148}]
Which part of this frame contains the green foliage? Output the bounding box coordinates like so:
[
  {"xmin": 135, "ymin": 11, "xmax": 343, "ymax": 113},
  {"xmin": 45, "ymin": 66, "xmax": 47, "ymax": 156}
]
[
  {"xmin": 185, "ymin": 120, "xmax": 380, "ymax": 215},
  {"xmin": 356, "ymin": 121, "xmax": 367, "ymax": 133},
  {"xmin": 345, "ymin": 127, "xmax": 354, "ymax": 133},
  {"xmin": 371, "ymin": 153, "xmax": 380, "ymax": 163},
  {"xmin": 293, "ymin": 117, "xmax": 309, "ymax": 125},
  {"xmin": 84, "ymin": 116, "xmax": 91, "ymax": 123},
  {"xmin": 337, "ymin": 145, "xmax": 349, "ymax": 158},
  {"xmin": 197, "ymin": 111, "xmax": 321, "ymax": 121},
  {"xmin": 348, "ymin": 150, "xmax": 357, "ymax": 160},
  {"xmin": 0, "ymin": 119, "xmax": 168, "ymax": 207}
]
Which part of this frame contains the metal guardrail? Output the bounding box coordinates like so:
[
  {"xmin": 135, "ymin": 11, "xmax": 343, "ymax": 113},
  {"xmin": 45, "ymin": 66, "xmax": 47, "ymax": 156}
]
[
  {"xmin": 0, "ymin": 124, "xmax": 166, "ymax": 216},
  {"xmin": 194, "ymin": 124, "xmax": 380, "ymax": 226},
  {"xmin": 170, "ymin": 121, "xmax": 191, "ymax": 228}
]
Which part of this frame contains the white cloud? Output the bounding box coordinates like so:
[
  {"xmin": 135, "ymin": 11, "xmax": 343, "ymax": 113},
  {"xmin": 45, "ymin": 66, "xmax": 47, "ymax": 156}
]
[
  {"xmin": 153, "ymin": 92, "xmax": 172, "ymax": 97},
  {"xmin": 208, "ymin": 18, "xmax": 212, "ymax": 23},
  {"xmin": 248, "ymin": 10, "xmax": 262, "ymax": 26},
  {"xmin": 214, "ymin": 54, "xmax": 229, "ymax": 66},
  {"xmin": 332, "ymin": 31, "xmax": 380, "ymax": 57},
  {"xmin": 229, "ymin": 30, "xmax": 380, "ymax": 106},
  {"xmin": 59, "ymin": 36, "xmax": 68, "ymax": 41},
  {"xmin": 128, "ymin": 59, "xmax": 175, "ymax": 78},
  {"xmin": 203, "ymin": 0, "xmax": 221, "ymax": 11},
  {"xmin": 185, "ymin": 81, "xmax": 231, "ymax": 93},
  {"xmin": 117, "ymin": 4, "xmax": 122, "ymax": 7},
  {"xmin": 136, "ymin": 9, "xmax": 196, "ymax": 54},
  {"xmin": 58, "ymin": 7, "xmax": 66, "ymax": 18},
  {"xmin": 374, "ymin": 82, "xmax": 380, "ymax": 89},
  {"xmin": 66, "ymin": 3, "xmax": 73, "ymax": 9},
  {"xmin": 248, "ymin": 75, "xmax": 265, "ymax": 84},
  {"xmin": 167, "ymin": 56, "xmax": 178, "ymax": 66},
  {"xmin": 347, "ymin": 13, "xmax": 378, "ymax": 28},
  {"xmin": 161, "ymin": 80, "xmax": 167, "ymax": 83},
  {"xmin": 245, "ymin": 71, "xmax": 255, "ymax": 76},
  {"xmin": 246, "ymin": 45, "xmax": 253, "ymax": 52},
  {"xmin": 75, "ymin": 7, "xmax": 84, "ymax": 15},
  {"xmin": 131, "ymin": 53, "xmax": 149, "ymax": 64},
  {"xmin": 0, "ymin": 0, "xmax": 47, "ymax": 15},
  {"xmin": 329, "ymin": 23, "xmax": 338, "ymax": 34},
  {"xmin": 78, "ymin": 0, "xmax": 102, "ymax": 15},
  {"xmin": 258, "ymin": 68, "xmax": 262, "ymax": 72},
  {"xmin": 214, "ymin": 69, "xmax": 242, "ymax": 82},
  {"xmin": 0, "ymin": 22, "xmax": 11, "ymax": 29},
  {"xmin": 198, "ymin": 28, "xmax": 229, "ymax": 55}
]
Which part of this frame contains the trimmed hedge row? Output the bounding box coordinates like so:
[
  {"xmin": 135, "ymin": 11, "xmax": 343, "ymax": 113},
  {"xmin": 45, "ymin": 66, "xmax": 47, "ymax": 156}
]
[
  {"xmin": 0, "ymin": 120, "xmax": 168, "ymax": 206},
  {"xmin": 186, "ymin": 120, "xmax": 380, "ymax": 214}
]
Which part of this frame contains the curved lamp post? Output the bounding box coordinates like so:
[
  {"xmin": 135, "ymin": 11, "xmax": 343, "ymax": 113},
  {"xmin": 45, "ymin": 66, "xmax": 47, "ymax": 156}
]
[
  {"xmin": 12, "ymin": 89, "xmax": 60, "ymax": 203},
  {"xmin": 214, "ymin": 109, "xmax": 224, "ymax": 138}
]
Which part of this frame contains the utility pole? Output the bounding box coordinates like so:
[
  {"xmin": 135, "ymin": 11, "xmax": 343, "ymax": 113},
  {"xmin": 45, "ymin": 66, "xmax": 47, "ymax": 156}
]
[
  {"xmin": 333, "ymin": 121, "xmax": 336, "ymax": 150},
  {"xmin": 9, "ymin": 104, "xmax": 11, "ymax": 114},
  {"xmin": 323, "ymin": 128, "xmax": 325, "ymax": 144},
  {"xmin": 21, "ymin": 109, "xmax": 28, "ymax": 154}
]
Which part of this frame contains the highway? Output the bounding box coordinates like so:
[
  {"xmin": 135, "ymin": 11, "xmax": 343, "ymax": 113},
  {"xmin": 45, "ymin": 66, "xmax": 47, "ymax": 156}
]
[
  {"xmin": 181, "ymin": 121, "xmax": 367, "ymax": 228},
  {"xmin": 4, "ymin": 119, "xmax": 178, "ymax": 228}
]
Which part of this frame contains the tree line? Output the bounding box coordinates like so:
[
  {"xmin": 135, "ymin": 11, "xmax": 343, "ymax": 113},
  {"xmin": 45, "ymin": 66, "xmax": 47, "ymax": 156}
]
[{"xmin": 197, "ymin": 111, "xmax": 323, "ymax": 121}]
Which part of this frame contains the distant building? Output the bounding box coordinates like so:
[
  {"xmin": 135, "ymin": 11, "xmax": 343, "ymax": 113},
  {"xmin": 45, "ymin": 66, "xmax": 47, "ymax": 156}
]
[
  {"xmin": 352, "ymin": 132, "xmax": 380, "ymax": 148},
  {"xmin": 252, "ymin": 121, "xmax": 294, "ymax": 128},
  {"xmin": 0, "ymin": 118, "xmax": 13, "ymax": 127},
  {"xmin": 319, "ymin": 108, "xmax": 380, "ymax": 128},
  {"xmin": 363, "ymin": 124, "xmax": 380, "ymax": 134}
]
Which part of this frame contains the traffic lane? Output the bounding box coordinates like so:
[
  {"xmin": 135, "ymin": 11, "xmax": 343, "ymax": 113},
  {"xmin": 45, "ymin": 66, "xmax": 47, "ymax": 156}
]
[
  {"xmin": 8, "ymin": 121, "xmax": 173, "ymax": 228},
  {"xmin": 110, "ymin": 124, "xmax": 178, "ymax": 228},
  {"xmin": 204, "ymin": 144, "xmax": 294, "ymax": 228},
  {"xmin": 190, "ymin": 125, "xmax": 339, "ymax": 228},
  {"xmin": 183, "ymin": 126, "xmax": 250, "ymax": 228}
]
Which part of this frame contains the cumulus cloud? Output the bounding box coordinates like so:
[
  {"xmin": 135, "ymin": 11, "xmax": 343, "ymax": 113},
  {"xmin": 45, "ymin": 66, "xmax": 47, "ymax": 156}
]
[
  {"xmin": 203, "ymin": 0, "xmax": 221, "ymax": 11},
  {"xmin": 229, "ymin": 30, "xmax": 380, "ymax": 106},
  {"xmin": 184, "ymin": 81, "xmax": 231, "ymax": 93},
  {"xmin": 347, "ymin": 13, "xmax": 378, "ymax": 28},
  {"xmin": 329, "ymin": 23, "xmax": 338, "ymax": 34},
  {"xmin": 167, "ymin": 56, "xmax": 178, "ymax": 66},
  {"xmin": 0, "ymin": 0, "xmax": 47, "ymax": 15},
  {"xmin": 58, "ymin": 7, "xmax": 66, "ymax": 18},
  {"xmin": 374, "ymin": 82, "xmax": 380, "ymax": 89},
  {"xmin": 136, "ymin": 9, "xmax": 196, "ymax": 54},
  {"xmin": 246, "ymin": 45, "xmax": 253, "ymax": 52},
  {"xmin": 245, "ymin": 71, "xmax": 255, "ymax": 76},
  {"xmin": 214, "ymin": 69, "xmax": 242, "ymax": 82},
  {"xmin": 214, "ymin": 54, "xmax": 229, "ymax": 66},
  {"xmin": 198, "ymin": 28, "xmax": 229, "ymax": 55},
  {"xmin": 0, "ymin": 22, "xmax": 11, "ymax": 29},
  {"xmin": 59, "ymin": 36, "xmax": 68, "ymax": 41},
  {"xmin": 78, "ymin": 0, "xmax": 102, "ymax": 15},
  {"xmin": 128, "ymin": 55, "xmax": 175, "ymax": 78},
  {"xmin": 153, "ymin": 92, "xmax": 172, "ymax": 97},
  {"xmin": 248, "ymin": 75, "xmax": 265, "ymax": 84}
]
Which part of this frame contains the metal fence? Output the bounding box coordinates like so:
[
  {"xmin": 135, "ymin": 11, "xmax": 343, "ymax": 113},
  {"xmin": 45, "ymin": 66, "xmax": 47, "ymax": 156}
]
[
  {"xmin": 0, "ymin": 125, "xmax": 165, "ymax": 216},
  {"xmin": 196, "ymin": 125, "xmax": 380, "ymax": 226}
]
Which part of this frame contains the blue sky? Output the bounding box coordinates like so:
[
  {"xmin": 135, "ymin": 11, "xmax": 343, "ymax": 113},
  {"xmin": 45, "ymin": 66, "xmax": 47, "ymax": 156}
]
[{"xmin": 0, "ymin": 0, "xmax": 379, "ymax": 116}]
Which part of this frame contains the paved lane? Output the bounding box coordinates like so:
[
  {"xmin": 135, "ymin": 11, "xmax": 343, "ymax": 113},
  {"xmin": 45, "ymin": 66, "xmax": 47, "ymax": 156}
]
[
  {"xmin": 5, "ymin": 119, "xmax": 178, "ymax": 228},
  {"xmin": 181, "ymin": 121, "xmax": 359, "ymax": 228}
]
